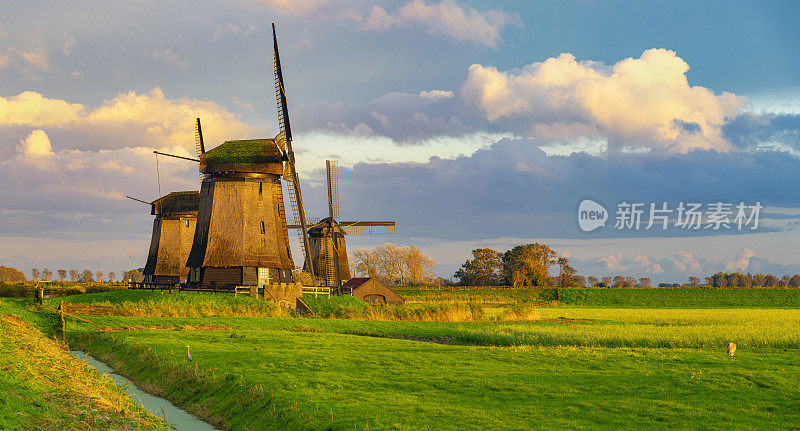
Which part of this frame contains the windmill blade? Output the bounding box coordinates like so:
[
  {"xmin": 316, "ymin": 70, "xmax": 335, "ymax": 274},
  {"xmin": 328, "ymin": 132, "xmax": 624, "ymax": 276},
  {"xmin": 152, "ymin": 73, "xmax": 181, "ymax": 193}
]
[
  {"xmin": 286, "ymin": 216, "xmax": 321, "ymax": 228},
  {"xmin": 341, "ymin": 223, "xmax": 396, "ymax": 236},
  {"xmin": 273, "ymin": 23, "xmax": 315, "ymax": 281},
  {"xmin": 326, "ymin": 160, "xmax": 340, "ymax": 219},
  {"xmin": 194, "ymin": 118, "xmax": 205, "ymax": 157}
]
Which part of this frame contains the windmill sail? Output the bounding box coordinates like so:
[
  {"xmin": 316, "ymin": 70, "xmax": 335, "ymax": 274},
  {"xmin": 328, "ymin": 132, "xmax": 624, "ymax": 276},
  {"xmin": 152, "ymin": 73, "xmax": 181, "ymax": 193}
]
[
  {"xmin": 194, "ymin": 118, "xmax": 205, "ymax": 179},
  {"xmin": 273, "ymin": 23, "xmax": 316, "ymax": 281}
]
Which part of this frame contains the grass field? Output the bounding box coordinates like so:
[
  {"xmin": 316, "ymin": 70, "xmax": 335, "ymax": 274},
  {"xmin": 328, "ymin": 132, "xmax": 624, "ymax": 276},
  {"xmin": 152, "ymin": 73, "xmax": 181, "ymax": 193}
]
[
  {"xmin": 0, "ymin": 299, "xmax": 167, "ymax": 430},
  {"xmin": 55, "ymin": 290, "xmax": 800, "ymax": 430},
  {"xmin": 4, "ymin": 287, "xmax": 800, "ymax": 430},
  {"xmin": 560, "ymin": 287, "xmax": 800, "ymax": 308}
]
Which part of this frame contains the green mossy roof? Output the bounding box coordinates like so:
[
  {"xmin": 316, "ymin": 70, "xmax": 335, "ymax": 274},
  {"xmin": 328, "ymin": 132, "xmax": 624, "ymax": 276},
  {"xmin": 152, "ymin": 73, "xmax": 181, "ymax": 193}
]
[{"xmin": 202, "ymin": 139, "xmax": 283, "ymax": 165}]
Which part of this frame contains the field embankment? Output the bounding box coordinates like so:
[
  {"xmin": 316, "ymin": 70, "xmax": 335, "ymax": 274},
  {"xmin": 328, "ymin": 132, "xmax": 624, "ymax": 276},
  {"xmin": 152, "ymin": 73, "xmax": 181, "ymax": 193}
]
[
  {"xmin": 0, "ymin": 301, "xmax": 167, "ymax": 430},
  {"xmin": 560, "ymin": 287, "xmax": 800, "ymax": 308},
  {"xmin": 66, "ymin": 308, "xmax": 800, "ymax": 430}
]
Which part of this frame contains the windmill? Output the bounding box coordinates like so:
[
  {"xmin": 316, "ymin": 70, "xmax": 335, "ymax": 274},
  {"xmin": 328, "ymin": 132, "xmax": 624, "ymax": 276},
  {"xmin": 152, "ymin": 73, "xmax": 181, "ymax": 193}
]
[
  {"xmin": 287, "ymin": 160, "xmax": 395, "ymax": 293},
  {"xmin": 126, "ymin": 192, "xmax": 199, "ymax": 285}
]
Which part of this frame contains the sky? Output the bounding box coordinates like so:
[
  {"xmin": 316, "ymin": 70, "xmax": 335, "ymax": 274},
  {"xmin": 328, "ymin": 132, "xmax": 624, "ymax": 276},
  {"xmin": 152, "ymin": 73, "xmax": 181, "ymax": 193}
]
[{"xmin": 1, "ymin": 0, "xmax": 799, "ymax": 283}]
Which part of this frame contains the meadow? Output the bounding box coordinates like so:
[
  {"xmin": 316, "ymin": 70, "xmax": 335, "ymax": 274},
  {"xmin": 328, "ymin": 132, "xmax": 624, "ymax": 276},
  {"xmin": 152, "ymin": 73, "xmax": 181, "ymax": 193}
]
[{"xmin": 3, "ymin": 287, "xmax": 800, "ymax": 430}]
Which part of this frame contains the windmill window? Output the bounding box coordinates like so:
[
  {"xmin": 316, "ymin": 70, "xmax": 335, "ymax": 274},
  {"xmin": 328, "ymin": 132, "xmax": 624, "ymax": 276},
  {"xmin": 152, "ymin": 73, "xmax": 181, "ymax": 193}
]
[
  {"xmin": 259, "ymin": 182, "xmax": 263, "ymax": 195},
  {"xmin": 185, "ymin": 220, "xmax": 189, "ymax": 227},
  {"xmin": 260, "ymin": 221, "xmax": 265, "ymax": 234}
]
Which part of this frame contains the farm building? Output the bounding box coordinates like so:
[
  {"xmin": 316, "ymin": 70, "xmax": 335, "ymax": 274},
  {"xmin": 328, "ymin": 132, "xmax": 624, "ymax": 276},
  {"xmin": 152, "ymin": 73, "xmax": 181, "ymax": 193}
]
[
  {"xmin": 342, "ymin": 277, "xmax": 405, "ymax": 305},
  {"xmin": 185, "ymin": 138, "xmax": 295, "ymax": 287},
  {"xmin": 143, "ymin": 191, "xmax": 199, "ymax": 284}
]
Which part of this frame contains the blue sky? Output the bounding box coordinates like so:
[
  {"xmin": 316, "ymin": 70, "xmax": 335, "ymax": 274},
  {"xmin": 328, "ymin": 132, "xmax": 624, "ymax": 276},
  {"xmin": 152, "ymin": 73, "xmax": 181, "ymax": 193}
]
[{"xmin": 1, "ymin": 0, "xmax": 799, "ymax": 282}]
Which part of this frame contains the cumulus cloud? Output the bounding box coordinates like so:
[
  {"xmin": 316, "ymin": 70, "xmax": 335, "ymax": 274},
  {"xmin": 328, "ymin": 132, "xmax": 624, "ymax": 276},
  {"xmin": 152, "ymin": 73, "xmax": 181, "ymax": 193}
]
[
  {"xmin": 600, "ymin": 253, "xmax": 626, "ymax": 271},
  {"xmin": 18, "ymin": 130, "xmax": 54, "ymax": 157},
  {"xmin": 362, "ymin": 0, "xmax": 519, "ymax": 47},
  {"xmin": 0, "ymin": 88, "xmax": 260, "ymax": 153},
  {"xmin": 0, "ymin": 43, "xmax": 50, "ymax": 80},
  {"xmin": 462, "ymin": 49, "xmax": 743, "ymax": 153},
  {"xmin": 672, "ymin": 251, "xmax": 703, "ymax": 273},
  {"xmin": 727, "ymin": 248, "xmax": 757, "ymax": 271},
  {"xmin": 633, "ymin": 254, "xmax": 664, "ymax": 273}
]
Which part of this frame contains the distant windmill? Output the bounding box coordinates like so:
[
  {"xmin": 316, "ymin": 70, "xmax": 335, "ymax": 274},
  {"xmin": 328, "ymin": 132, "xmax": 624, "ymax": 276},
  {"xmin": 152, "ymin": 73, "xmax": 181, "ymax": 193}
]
[
  {"xmin": 287, "ymin": 160, "xmax": 395, "ymax": 292},
  {"xmin": 127, "ymin": 192, "xmax": 199, "ymax": 285}
]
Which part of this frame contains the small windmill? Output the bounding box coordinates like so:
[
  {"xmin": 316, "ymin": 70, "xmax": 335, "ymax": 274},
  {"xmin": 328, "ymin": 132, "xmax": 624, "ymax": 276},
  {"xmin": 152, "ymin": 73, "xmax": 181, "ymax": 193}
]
[{"xmin": 287, "ymin": 160, "xmax": 395, "ymax": 293}]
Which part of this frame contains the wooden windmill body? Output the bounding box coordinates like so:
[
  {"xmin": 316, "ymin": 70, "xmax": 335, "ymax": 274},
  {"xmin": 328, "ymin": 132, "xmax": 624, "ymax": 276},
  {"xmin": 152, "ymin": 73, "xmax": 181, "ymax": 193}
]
[
  {"xmin": 183, "ymin": 24, "xmax": 317, "ymax": 288},
  {"xmin": 142, "ymin": 191, "xmax": 199, "ymax": 285},
  {"xmin": 185, "ymin": 139, "xmax": 296, "ymax": 287},
  {"xmin": 288, "ymin": 160, "xmax": 395, "ymax": 291}
]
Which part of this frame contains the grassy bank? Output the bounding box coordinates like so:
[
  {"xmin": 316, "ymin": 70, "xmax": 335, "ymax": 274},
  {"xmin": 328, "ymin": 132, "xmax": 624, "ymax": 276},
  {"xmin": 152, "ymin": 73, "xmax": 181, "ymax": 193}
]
[
  {"xmin": 395, "ymin": 286, "xmax": 558, "ymax": 304},
  {"xmin": 0, "ymin": 281, "xmax": 127, "ymax": 298},
  {"xmin": 560, "ymin": 287, "xmax": 800, "ymax": 308},
  {"xmin": 0, "ymin": 307, "xmax": 167, "ymax": 430},
  {"xmin": 65, "ymin": 309, "xmax": 800, "ymax": 430}
]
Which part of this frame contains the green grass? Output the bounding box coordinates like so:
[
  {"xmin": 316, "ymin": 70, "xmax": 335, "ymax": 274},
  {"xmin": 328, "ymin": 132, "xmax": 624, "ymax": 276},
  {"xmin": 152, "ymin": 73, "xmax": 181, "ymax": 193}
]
[
  {"xmin": 65, "ymin": 307, "xmax": 800, "ymax": 430},
  {"xmin": 560, "ymin": 287, "xmax": 800, "ymax": 308},
  {"xmin": 0, "ymin": 308, "xmax": 168, "ymax": 430},
  {"xmin": 42, "ymin": 290, "xmax": 287, "ymax": 318},
  {"xmin": 395, "ymin": 287, "xmax": 558, "ymax": 304}
]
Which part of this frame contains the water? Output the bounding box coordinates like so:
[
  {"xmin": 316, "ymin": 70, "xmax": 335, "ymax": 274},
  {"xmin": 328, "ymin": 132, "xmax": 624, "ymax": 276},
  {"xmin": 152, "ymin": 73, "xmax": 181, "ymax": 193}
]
[{"xmin": 70, "ymin": 351, "xmax": 217, "ymax": 431}]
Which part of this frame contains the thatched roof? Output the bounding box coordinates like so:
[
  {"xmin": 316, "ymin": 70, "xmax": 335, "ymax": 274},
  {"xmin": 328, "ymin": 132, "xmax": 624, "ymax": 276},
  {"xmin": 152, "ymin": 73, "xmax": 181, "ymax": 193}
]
[
  {"xmin": 151, "ymin": 191, "xmax": 199, "ymax": 216},
  {"xmin": 200, "ymin": 139, "xmax": 284, "ymax": 175}
]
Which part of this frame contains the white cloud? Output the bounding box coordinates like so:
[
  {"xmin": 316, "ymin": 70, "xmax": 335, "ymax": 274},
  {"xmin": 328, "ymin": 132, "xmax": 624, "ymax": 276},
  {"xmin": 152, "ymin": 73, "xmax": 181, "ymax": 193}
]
[
  {"xmin": 254, "ymin": 0, "xmax": 330, "ymax": 16},
  {"xmin": 0, "ymin": 43, "xmax": 50, "ymax": 79},
  {"xmin": 600, "ymin": 253, "xmax": 626, "ymax": 271},
  {"xmin": 634, "ymin": 254, "xmax": 664, "ymax": 274},
  {"xmin": 0, "ymin": 88, "xmax": 260, "ymax": 152},
  {"xmin": 672, "ymin": 250, "xmax": 703, "ymax": 272},
  {"xmin": 18, "ymin": 130, "xmax": 53, "ymax": 157},
  {"xmin": 419, "ymin": 89, "xmax": 454, "ymax": 98},
  {"xmin": 144, "ymin": 49, "xmax": 189, "ymax": 69},
  {"xmin": 362, "ymin": 0, "xmax": 519, "ymax": 48},
  {"xmin": 461, "ymin": 49, "xmax": 743, "ymax": 153},
  {"xmin": 727, "ymin": 248, "xmax": 757, "ymax": 271}
]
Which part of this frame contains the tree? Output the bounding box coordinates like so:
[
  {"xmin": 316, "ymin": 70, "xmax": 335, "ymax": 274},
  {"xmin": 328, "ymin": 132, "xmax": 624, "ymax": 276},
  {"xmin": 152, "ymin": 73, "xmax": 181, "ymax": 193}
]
[
  {"xmin": 600, "ymin": 276, "xmax": 612, "ymax": 288},
  {"xmin": 790, "ymin": 275, "xmax": 800, "ymax": 288},
  {"xmin": 41, "ymin": 268, "xmax": 53, "ymax": 281},
  {"xmin": 69, "ymin": 269, "xmax": 79, "ymax": 282},
  {"xmin": 108, "ymin": 272, "xmax": 116, "ymax": 283},
  {"xmin": 586, "ymin": 276, "xmax": 599, "ymax": 287},
  {"xmin": 753, "ymin": 273, "xmax": 766, "ymax": 287},
  {"xmin": 572, "ymin": 275, "xmax": 586, "ymax": 288},
  {"xmin": 31, "ymin": 268, "xmax": 40, "ymax": 282},
  {"xmin": 638, "ymin": 278, "xmax": 651, "ymax": 288},
  {"xmin": 687, "ymin": 276, "xmax": 700, "ymax": 287},
  {"xmin": 351, "ymin": 243, "xmax": 437, "ymax": 285},
  {"xmin": 557, "ymin": 257, "xmax": 576, "ymax": 287},
  {"xmin": 0, "ymin": 266, "xmax": 27, "ymax": 282},
  {"xmin": 80, "ymin": 269, "xmax": 94, "ymax": 283},
  {"xmin": 781, "ymin": 275, "xmax": 791, "ymax": 287},
  {"xmin": 122, "ymin": 269, "xmax": 143, "ymax": 283},
  {"xmin": 405, "ymin": 246, "xmax": 437, "ymax": 285},
  {"xmin": 764, "ymin": 274, "xmax": 778, "ymax": 287},
  {"xmin": 57, "ymin": 269, "xmax": 67, "ymax": 282},
  {"xmin": 454, "ymin": 248, "xmax": 504, "ymax": 286},
  {"xmin": 95, "ymin": 271, "xmax": 104, "ymax": 283},
  {"xmin": 502, "ymin": 243, "xmax": 557, "ymax": 287}
]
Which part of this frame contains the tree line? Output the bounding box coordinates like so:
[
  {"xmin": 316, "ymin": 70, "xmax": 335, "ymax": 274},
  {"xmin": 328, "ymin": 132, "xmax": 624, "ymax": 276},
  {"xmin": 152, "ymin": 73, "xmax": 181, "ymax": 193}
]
[
  {"xmin": 454, "ymin": 244, "xmax": 580, "ymax": 287},
  {"xmin": 0, "ymin": 266, "xmax": 128, "ymax": 283}
]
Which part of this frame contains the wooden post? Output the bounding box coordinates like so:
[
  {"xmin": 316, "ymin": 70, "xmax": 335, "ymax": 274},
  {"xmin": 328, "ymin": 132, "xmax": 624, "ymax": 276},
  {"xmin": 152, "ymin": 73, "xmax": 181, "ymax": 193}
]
[{"xmin": 59, "ymin": 301, "xmax": 65, "ymax": 342}]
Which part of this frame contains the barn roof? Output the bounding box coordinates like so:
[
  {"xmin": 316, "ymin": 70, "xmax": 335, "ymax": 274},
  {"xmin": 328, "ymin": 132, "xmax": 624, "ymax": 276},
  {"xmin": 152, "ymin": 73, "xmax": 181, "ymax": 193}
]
[
  {"xmin": 200, "ymin": 139, "xmax": 284, "ymax": 175},
  {"xmin": 343, "ymin": 277, "xmax": 370, "ymax": 288},
  {"xmin": 151, "ymin": 191, "xmax": 199, "ymax": 216}
]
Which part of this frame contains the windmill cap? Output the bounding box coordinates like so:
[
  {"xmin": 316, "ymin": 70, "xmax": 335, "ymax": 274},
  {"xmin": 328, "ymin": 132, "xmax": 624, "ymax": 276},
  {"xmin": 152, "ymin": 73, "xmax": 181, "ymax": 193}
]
[
  {"xmin": 151, "ymin": 191, "xmax": 200, "ymax": 216},
  {"xmin": 200, "ymin": 139, "xmax": 284, "ymax": 175}
]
